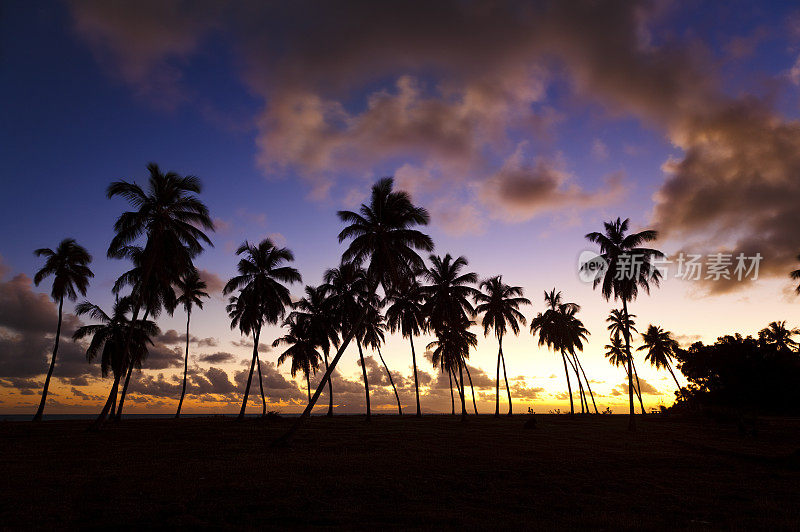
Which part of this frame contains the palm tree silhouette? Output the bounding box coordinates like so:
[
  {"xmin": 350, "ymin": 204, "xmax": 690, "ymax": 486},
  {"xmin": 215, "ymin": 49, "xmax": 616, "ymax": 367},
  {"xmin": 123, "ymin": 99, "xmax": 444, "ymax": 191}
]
[
  {"xmin": 530, "ymin": 289, "xmax": 590, "ymax": 416},
  {"xmin": 607, "ymin": 309, "xmax": 645, "ymax": 413},
  {"xmin": 790, "ymin": 255, "xmax": 800, "ymax": 293},
  {"xmin": 290, "ymin": 285, "xmax": 340, "ymax": 416},
  {"xmin": 428, "ymin": 318, "xmax": 477, "ymax": 420},
  {"xmin": 638, "ymin": 324, "xmax": 681, "ymax": 390},
  {"xmin": 273, "ymin": 315, "xmax": 322, "ymax": 401},
  {"xmin": 93, "ymin": 163, "xmax": 213, "ymax": 429},
  {"xmin": 361, "ymin": 300, "xmax": 403, "ymax": 415},
  {"xmin": 475, "ymin": 275, "xmax": 530, "ymax": 417},
  {"xmin": 585, "ymin": 218, "xmax": 663, "ymax": 430},
  {"xmin": 73, "ymin": 298, "xmax": 158, "ymax": 403},
  {"xmin": 385, "ymin": 276, "xmax": 427, "ymax": 416},
  {"xmin": 758, "ymin": 321, "xmax": 799, "ymax": 353},
  {"xmin": 31, "ymin": 239, "xmax": 93, "ymax": 421},
  {"xmin": 277, "ymin": 178, "xmax": 432, "ymax": 443},
  {"xmin": 225, "ymin": 239, "xmax": 301, "ymax": 420},
  {"xmin": 604, "ymin": 333, "xmax": 628, "ymax": 369},
  {"xmin": 174, "ymin": 270, "xmax": 209, "ymax": 418}
]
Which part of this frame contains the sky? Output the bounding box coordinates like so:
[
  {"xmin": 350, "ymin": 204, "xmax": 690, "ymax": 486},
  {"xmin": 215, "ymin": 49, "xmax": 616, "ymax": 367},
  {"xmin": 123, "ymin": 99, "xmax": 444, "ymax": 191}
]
[{"xmin": 2, "ymin": 0, "xmax": 800, "ymax": 415}]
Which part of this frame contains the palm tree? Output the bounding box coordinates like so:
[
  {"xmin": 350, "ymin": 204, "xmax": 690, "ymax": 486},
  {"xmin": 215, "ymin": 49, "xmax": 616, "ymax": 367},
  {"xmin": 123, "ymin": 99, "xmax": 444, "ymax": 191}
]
[
  {"xmin": 530, "ymin": 290, "xmax": 590, "ymax": 416},
  {"xmin": 422, "ymin": 254, "xmax": 480, "ymax": 333},
  {"xmin": 759, "ymin": 321, "xmax": 800, "ymax": 353},
  {"xmin": 604, "ymin": 333, "xmax": 628, "ymax": 370},
  {"xmin": 385, "ymin": 276, "xmax": 427, "ymax": 416},
  {"xmin": 475, "ymin": 275, "xmax": 530, "ymax": 417},
  {"xmin": 273, "ymin": 315, "xmax": 322, "ymax": 401},
  {"xmin": 73, "ymin": 298, "xmax": 159, "ymax": 402},
  {"xmin": 585, "ymin": 217, "xmax": 663, "ymax": 430},
  {"xmin": 174, "ymin": 270, "xmax": 209, "ymax": 418},
  {"xmin": 93, "ymin": 163, "xmax": 213, "ymax": 429},
  {"xmin": 31, "ymin": 239, "xmax": 93, "ymax": 421},
  {"xmin": 277, "ymin": 178, "xmax": 432, "ymax": 442},
  {"xmin": 607, "ymin": 309, "xmax": 645, "ymax": 413},
  {"xmin": 790, "ymin": 255, "xmax": 800, "ymax": 292},
  {"xmin": 224, "ymin": 239, "xmax": 301, "ymax": 420},
  {"xmin": 361, "ymin": 300, "xmax": 402, "ymax": 415},
  {"xmin": 428, "ymin": 319, "xmax": 477, "ymax": 420},
  {"xmin": 290, "ymin": 285, "xmax": 340, "ymax": 416},
  {"xmin": 638, "ymin": 324, "xmax": 681, "ymax": 390}
]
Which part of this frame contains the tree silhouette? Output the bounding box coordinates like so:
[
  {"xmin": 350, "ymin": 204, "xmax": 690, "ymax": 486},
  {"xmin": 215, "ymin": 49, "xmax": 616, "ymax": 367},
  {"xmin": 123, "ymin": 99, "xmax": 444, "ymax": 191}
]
[
  {"xmin": 174, "ymin": 270, "xmax": 209, "ymax": 418},
  {"xmin": 277, "ymin": 178, "xmax": 432, "ymax": 443},
  {"xmin": 607, "ymin": 309, "xmax": 645, "ymax": 413},
  {"xmin": 93, "ymin": 163, "xmax": 213, "ymax": 430},
  {"xmin": 758, "ymin": 321, "xmax": 799, "ymax": 353},
  {"xmin": 31, "ymin": 239, "xmax": 93, "ymax": 421},
  {"xmin": 428, "ymin": 317, "xmax": 477, "ymax": 420},
  {"xmin": 475, "ymin": 275, "xmax": 530, "ymax": 417},
  {"xmin": 385, "ymin": 275, "xmax": 427, "ymax": 416},
  {"xmin": 638, "ymin": 324, "xmax": 681, "ymax": 390},
  {"xmin": 224, "ymin": 239, "xmax": 300, "ymax": 420},
  {"xmin": 273, "ymin": 315, "xmax": 322, "ymax": 401},
  {"xmin": 585, "ymin": 218, "xmax": 663, "ymax": 430},
  {"xmin": 361, "ymin": 300, "xmax": 402, "ymax": 415}
]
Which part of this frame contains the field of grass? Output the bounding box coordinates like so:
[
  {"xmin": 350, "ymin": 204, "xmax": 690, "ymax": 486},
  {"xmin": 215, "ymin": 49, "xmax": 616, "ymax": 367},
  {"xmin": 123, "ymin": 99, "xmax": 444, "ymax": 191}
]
[{"xmin": 1, "ymin": 414, "xmax": 798, "ymax": 528}]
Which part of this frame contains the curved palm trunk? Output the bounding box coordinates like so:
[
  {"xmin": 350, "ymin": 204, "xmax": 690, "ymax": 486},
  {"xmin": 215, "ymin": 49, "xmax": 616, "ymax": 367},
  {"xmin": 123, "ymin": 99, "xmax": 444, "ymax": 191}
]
[
  {"xmin": 631, "ymin": 358, "xmax": 647, "ymax": 415},
  {"xmin": 357, "ymin": 339, "xmax": 371, "ymax": 421},
  {"xmin": 176, "ymin": 309, "xmax": 191, "ymax": 418},
  {"xmin": 500, "ymin": 349, "xmax": 512, "ymax": 415},
  {"xmin": 115, "ymin": 363, "xmax": 134, "ymax": 420},
  {"xmin": 622, "ymin": 299, "xmax": 636, "ymax": 431},
  {"xmin": 409, "ymin": 336, "xmax": 422, "ymax": 416},
  {"xmin": 463, "ymin": 358, "xmax": 478, "ymax": 415},
  {"xmin": 33, "ymin": 297, "xmax": 63, "ymax": 422},
  {"xmin": 495, "ymin": 336, "xmax": 502, "ymax": 417},
  {"xmin": 458, "ymin": 359, "xmax": 467, "ymax": 420},
  {"xmin": 323, "ymin": 351, "xmax": 333, "ymax": 416},
  {"xmin": 376, "ymin": 346, "xmax": 402, "ymax": 415},
  {"xmin": 448, "ymin": 368, "xmax": 455, "ymax": 415},
  {"xmin": 561, "ymin": 351, "xmax": 575, "ymax": 416},
  {"xmin": 573, "ymin": 354, "xmax": 598, "ymax": 414},
  {"xmin": 256, "ymin": 353, "xmax": 267, "ymax": 417},
  {"xmin": 565, "ymin": 354, "xmax": 586, "ymax": 414},
  {"xmin": 237, "ymin": 327, "xmax": 261, "ymax": 421},
  {"xmin": 666, "ymin": 363, "xmax": 682, "ymax": 390}
]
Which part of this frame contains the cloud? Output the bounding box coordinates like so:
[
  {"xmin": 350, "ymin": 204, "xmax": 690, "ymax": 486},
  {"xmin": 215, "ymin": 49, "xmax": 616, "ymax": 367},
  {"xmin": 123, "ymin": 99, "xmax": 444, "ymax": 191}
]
[
  {"xmin": 156, "ymin": 329, "xmax": 217, "ymax": 347},
  {"xmin": 197, "ymin": 269, "xmax": 224, "ymax": 297},
  {"xmin": 197, "ymin": 352, "xmax": 236, "ymax": 364},
  {"xmin": 615, "ymin": 378, "xmax": 661, "ymax": 396}
]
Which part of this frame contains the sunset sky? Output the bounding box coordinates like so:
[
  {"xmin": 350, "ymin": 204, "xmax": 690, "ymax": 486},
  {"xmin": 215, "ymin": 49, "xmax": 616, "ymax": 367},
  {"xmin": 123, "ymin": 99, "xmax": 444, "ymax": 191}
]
[{"xmin": 3, "ymin": 0, "xmax": 800, "ymax": 415}]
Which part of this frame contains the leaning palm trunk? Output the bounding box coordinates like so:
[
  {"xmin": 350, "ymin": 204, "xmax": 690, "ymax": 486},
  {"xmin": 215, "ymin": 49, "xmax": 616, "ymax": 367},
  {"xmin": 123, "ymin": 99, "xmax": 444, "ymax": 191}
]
[
  {"xmin": 565, "ymin": 355, "xmax": 586, "ymax": 413},
  {"xmin": 500, "ymin": 349, "xmax": 512, "ymax": 415},
  {"xmin": 457, "ymin": 360, "xmax": 467, "ymax": 420},
  {"xmin": 356, "ymin": 339, "xmax": 371, "ymax": 420},
  {"xmin": 666, "ymin": 364, "xmax": 681, "ymax": 390},
  {"xmin": 463, "ymin": 359, "xmax": 479, "ymax": 415},
  {"xmin": 306, "ymin": 371, "xmax": 311, "ymax": 402},
  {"xmin": 33, "ymin": 297, "xmax": 63, "ymax": 421},
  {"xmin": 176, "ymin": 309, "xmax": 191, "ymax": 418},
  {"xmin": 622, "ymin": 299, "xmax": 636, "ymax": 431},
  {"xmin": 323, "ymin": 351, "xmax": 334, "ymax": 416},
  {"xmin": 409, "ymin": 336, "xmax": 422, "ymax": 416},
  {"xmin": 448, "ymin": 368, "xmax": 455, "ymax": 415},
  {"xmin": 630, "ymin": 357, "xmax": 647, "ymax": 415},
  {"xmin": 115, "ymin": 363, "xmax": 134, "ymax": 420},
  {"xmin": 237, "ymin": 327, "xmax": 261, "ymax": 421},
  {"xmin": 376, "ymin": 346, "xmax": 402, "ymax": 415},
  {"xmin": 256, "ymin": 353, "xmax": 267, "ymax": 417},
  {"xmin": 495, "ymin": 337, "xmax": 502, "ymax": 417},
  {"xmin": 561, "ymin": 351, "xmax": 575, "ymax": 416},
  {"xmin": 573, "ymin": 354, "xmax": 598, "ymax": 414}
]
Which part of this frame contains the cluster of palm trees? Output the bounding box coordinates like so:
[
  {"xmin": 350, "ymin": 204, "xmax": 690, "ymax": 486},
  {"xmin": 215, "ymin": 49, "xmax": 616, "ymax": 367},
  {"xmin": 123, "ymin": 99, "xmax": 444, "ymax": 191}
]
[{"xmin": 29, "ymin": 164, "xmax": 707, "ymax": 433}]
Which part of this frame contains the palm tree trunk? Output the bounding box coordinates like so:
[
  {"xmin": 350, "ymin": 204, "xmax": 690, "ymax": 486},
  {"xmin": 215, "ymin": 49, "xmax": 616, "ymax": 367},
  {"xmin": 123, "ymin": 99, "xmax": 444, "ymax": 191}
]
[
  {"xmin": 176, "ymin": 309, "xmax": 191, "ymax": 419},
  {"xmin": 272, "ymin": 294, "xmax": 373, "ymax": 446},
  {"xmin": 463, "ymin": 359, "xmax": 478, "ymax": 415},
  {"xmin": 33, "ymin": 297, "xmax": 63, "ymax": 422},
  {"xmin": 458, "ymin": 359, "xmax": 467, "ymax": 420},
  {"xmin": 448, "ymin": 368, "xmax": 455, "ymax": 415},
  {"xmin": 115, "ymin": 363, "xmax": 134, "ymax": 420},
  {"xmin": 306, "ymin": 371, "xmax": 311, "ymax": 403},
  {"xmin": 410, "ymin": 336, "xmax": 421, "ymax": 416},
  {"xmin": 667, "ymin": 363, "xmax": 682, "ymax": 390},
  {"xmin": 622, "ymin": 299, "xmax": 636, "ymax": 431},
  {"xmin": 89, "ymin": 370, "xmax": 122, "ymax": 432},
  {"xmin": 631, "ymin": 358, "xmax": 647, "ymax": 415},
  {"xmin": 357, "ymin": 339, "xmax": 371, "ymax": 421},
  {"xmin": 238, "ymin": 327, "xmax": 261, "ymax": 421},
  {"xmin": 574, "ymin": 354, "xmax": 598, "ymax": 414},
  {"xmin": 500, "ymin": 346, "xmax": 512, "ymax": 415},
  {"xmin": 323, "ymin": 351, "xmax": 333, "ymax": 416},
  {"xmin": 256, "ymin": 353, "xmax": 267, "ymax": 417},
  {"xmin": 566, "ymin": 354, "xmax": 585, "ymax": 413},
  {"xmin": 495, "ymin": 345, "xmax": 501, "ymax": 417},
  {"xmin": 376, "ymin": 346, "xmax": 402, "ymax": 415},
  {"xmin": 561, "ymin": 351, "xmax": 574, "ymax": 416}
]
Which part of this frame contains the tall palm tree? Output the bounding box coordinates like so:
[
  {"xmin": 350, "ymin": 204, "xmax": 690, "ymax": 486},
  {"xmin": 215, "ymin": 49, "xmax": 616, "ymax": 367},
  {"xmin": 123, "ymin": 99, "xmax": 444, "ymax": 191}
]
[
  {"xmin": 638, "ymin": 324, "xmax": 681, "ymax": 390},
  {"xmin": 31, "ymin": 239, "xmax": 93, "ymax": 421},
  {"xmin": 174, "ymin": 270, "xmax": 209, "ymax": 418},
  {"xmin": 422, "ymin": 254, "xmax": 479, "ymax": 333},
  {"xmin": 759, "ymin": 321, "xmax": 800, "ymax": 353},
  {"xmin": 290, "ymin": 285, "xmax": 340, "ymax": 416},
  {"xmin": 273, "ymin": 315, "xmax": 322, "ymax": 401},
  {"xmin": 385, "ymin": 276, "xmax": 427, "ymax": 416},
  {"xmin": 475, "ymin": 275, "xmax": 530, "ymax": 417},
  {"xmin": 607, "ymin": 309, "xmax": 645, "ymax": 413},
  {"xmin": 224, "ymin": 239, "xmax": 301, "ymax": 420},
  {"xmin": 73, "ymin": 298, "xmax": 158, "ymax": 400},
  {"xmin": 361, "ymin": 300, "xmax": 402, "ymax": 415},
  {"xmin": 428, "ymin": 319, "xmax": 477, "ymax": 420},
  {"xmin": 585, "ymin": 217, "xmax": 663, "ymax": 430},
  {"xmin": 278, "ymin": 178, "xmax": 432, "ymax": 442},
  {"xmin": 530, "ymin": 290, "xmax": 590, "ymax": 416},
  {"xmin": 93, "ymin": 163, "xmax": 214, "ymax": 429}
]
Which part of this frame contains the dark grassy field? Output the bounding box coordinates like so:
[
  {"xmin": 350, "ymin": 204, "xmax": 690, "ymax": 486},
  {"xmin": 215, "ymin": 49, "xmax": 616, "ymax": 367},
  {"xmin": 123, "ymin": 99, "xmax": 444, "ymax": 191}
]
[{"xmin": 1, "ymin": 414, "xmax": 799, "ymax": 529}]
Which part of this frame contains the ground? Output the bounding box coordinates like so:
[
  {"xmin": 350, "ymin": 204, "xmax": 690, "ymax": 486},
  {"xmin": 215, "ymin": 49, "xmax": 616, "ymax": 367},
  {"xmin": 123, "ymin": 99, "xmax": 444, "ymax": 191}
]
[{"xmin": 1, "ymin": 414, "xmax": 798, "ymax": 528}]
